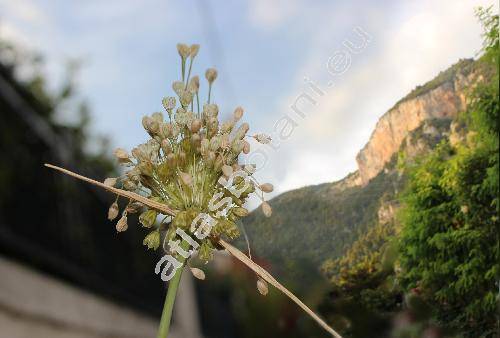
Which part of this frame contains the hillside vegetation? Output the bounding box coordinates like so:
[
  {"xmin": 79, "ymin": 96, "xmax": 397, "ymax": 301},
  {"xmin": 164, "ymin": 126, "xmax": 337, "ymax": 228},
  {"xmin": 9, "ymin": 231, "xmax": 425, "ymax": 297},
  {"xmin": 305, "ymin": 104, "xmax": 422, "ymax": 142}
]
[{"xmin": 239, "ymin": 8, "xmax": 499, "ymax": 338}]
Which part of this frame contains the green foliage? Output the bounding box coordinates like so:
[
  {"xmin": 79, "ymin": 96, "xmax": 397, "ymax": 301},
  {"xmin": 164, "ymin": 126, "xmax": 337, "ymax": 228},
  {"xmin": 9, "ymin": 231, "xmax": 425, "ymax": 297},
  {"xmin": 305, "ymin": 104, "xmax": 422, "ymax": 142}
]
[
  {"xmin": 241, "ymin": 169, "xmax": 401, "ymax": 276},
  {"xmin": 398, "ymin": 9, "xmax": 499, "ymax": 336}
]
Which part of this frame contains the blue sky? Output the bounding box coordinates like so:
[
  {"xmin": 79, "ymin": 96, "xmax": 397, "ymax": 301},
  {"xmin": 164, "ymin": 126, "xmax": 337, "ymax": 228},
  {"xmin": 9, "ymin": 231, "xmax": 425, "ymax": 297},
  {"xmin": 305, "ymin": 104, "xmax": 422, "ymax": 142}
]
[{"xmin": 1, "ymin": 0, "xmax": 497, "ymax": 201}]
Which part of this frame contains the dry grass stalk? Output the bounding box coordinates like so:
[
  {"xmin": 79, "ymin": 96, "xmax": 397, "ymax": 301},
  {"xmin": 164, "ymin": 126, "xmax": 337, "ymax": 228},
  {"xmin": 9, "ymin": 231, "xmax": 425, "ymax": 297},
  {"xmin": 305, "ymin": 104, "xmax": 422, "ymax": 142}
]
[{"xmin": 44, "ymin": 163, "xmax": 342, "ymax": 337}]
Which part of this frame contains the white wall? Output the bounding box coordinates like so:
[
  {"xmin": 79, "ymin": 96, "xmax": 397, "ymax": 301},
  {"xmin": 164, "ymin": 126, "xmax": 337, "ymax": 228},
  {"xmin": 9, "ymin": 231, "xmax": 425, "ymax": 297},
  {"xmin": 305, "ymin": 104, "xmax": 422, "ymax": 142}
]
[{"xmin": 0, "ymin": 256, "xmax": 202, "ymax": 338}]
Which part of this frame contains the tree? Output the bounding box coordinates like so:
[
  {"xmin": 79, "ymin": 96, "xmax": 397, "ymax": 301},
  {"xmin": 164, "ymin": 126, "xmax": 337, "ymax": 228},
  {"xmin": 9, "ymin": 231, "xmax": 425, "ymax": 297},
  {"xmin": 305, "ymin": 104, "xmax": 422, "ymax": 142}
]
[{"xmin": 398, "ymin": 8, "xmax": 499, "ymax": 337}]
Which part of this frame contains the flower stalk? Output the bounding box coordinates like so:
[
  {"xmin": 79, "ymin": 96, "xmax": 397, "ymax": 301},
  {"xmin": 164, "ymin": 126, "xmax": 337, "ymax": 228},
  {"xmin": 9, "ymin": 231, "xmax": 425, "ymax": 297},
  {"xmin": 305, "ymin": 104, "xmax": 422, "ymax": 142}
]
[
  {"xmin": 42, "ymin": 42, "xmax": 342, "ymax": 338},
  {"xmin": 157, "ymin": 244, "xmax": 188, "ymax": 338}
]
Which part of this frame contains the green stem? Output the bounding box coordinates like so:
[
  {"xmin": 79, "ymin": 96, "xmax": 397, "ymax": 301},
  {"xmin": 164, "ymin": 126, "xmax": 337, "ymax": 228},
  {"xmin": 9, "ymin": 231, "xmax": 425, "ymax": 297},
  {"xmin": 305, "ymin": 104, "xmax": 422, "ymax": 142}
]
[{"xmin": 157, "ymin": 248, "xmax": 189, "ymax": 338}]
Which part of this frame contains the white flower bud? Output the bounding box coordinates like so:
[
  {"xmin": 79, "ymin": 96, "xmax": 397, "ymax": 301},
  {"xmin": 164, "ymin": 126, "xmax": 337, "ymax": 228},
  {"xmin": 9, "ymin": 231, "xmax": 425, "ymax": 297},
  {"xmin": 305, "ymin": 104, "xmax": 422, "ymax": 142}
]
[
  {"xmin": 161, "ymin": 139, "xmax": 172, "ymax": 154},
  {"xmin": 116, "ymin": 213, "xmax": 128, "ymax": 232},
  {"xmin": 189, "ymin": 44, "xmax": 200, "ymax": 58},
  {"xmin": 108, "ymin": 201, "xmax": 119, "ymax": 220},
  {"xmin": 259, "ymin": 183, "xmax": 274, "ymax": 193},
  {"xmin": 188, "ymin": 76, "xmax": 200, "ymax": 94},
  {"xmin": 257, "ymin": 278, "xmax": 268, "ymax": 296},
  {"xmin": 201, "ymin": 138, "xmax": 210, "ymax": 155},
  {"xmin": 205, "ymin": 68, "xmax": 218, "ymax": 83},
  {"xmin": 159, "ymin": 123, "xmax": 173, "ymax": 139},
  {"xmin": 244, "ymin": 164, "xmax": 256, "ymax": 174},
  {"xmin": 242, "ymin": 140, "xmax": 250, "ymax": 154},
  {"xmin": 233, "ymin": 106, "xmax": 244, "ymax": 122},
  {"xmin": 210, "ymin": 136, "xmax": 221, "ymax": 151},
  {"xmin": 234, "ymin": 123, "xmax": 249, "ymax": 140},
  {"xmin": 113, "ymin": 148, "xmax": 131, "ymax": 163},
  {"xmin": 104, "ymin": 177, "xmax": 117, "ymax": 187},
  {"xmin": 172, "ymin": 81, "xmax": 185, "ymax": 97},
  {"xmin": 222, "ymin": 164, "xmax": 233, "ymax": 178},
  {"xmin": 179, "ymin": 171, "xmax": 193, "ymax": 186},
  {"xmin": 191, "ymin": 119, "xmax": 202, "ymax": 133},
  {"xmin": 162, "ymin": 97, "xmax": 176, "ymax": 112},
  {"xmin": 180, "ymin": 90, "xmax": 193, "ymax": 107},
  {"xmin": 221, "ymin": 120, "xmax": 235, "ymax": 134},
  {"xmin": 232, "ymin": 140, "xmax": 244, "ymax": 154},
  {"xmin": 221, "ymin": 134, "xmax": 230, "ymax": 149},
  {"xmin": 233, "ymin": 207, "xmax": 249, "ymax": 217},
  {"xmin": 190, "ymin": 267, "xmax": 206, "ymax": 280},
  {"xmin": 152, "ymin": 112, "xmax": 164, "ymax": 123},
  {"xmin": 176, "ymin": 43, "xmax": 190, "ymax": 58},
  {"xmin": 253, "ymin": 133, "xmax": 272, "ymax": 144},
  {"xmin": 142, "ymin": 116, "xmax": 159, "ymax": 135},
  {"xmin": 191, "ymin": 133, "xmax": 201, "ymax": 147},
  {"xmin": 203, "ymin": 104, "xmax": 219, "ymax": 118},
  {"xmin": 261, "ymin": 202, "xmax": 272, "ymax": 217}
]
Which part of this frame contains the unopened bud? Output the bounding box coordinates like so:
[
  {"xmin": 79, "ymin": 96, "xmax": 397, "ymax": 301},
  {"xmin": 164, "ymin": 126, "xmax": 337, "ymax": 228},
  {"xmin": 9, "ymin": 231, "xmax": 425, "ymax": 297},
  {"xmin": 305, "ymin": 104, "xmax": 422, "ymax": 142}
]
[
  {"xmin": 113, "ymin": 148, "xmax": 131, "ymax": 163},
  {"xmin": 143, "ymin": 230, "xmax": 160, "ymax": 250},
  {"xmin": 188, "ymin": 76, "xmax": 200, "ymax": 94},
  {"xmin": 180, "ymin": 90, "xmax": 193, "ymax": 107},
  {"xmin": 104, "ymin": 177, "xmax": 117, "ymax": 187},
  {"xmin": 116, "ymin": 213, "xmax": 128, "ymax": 232},
  {"xmin": 234, "ymin": 123, "xmax": 249, "ymax": 140},
  {"xmin": 257, "ymin": 278, "xmax": 268, "ymax": 296},
  {"xmin": 191, "ymin": 133, "xmax": 201, "ymax": 147},
  {"xmin": 179, "ymin": 171, "xmax": 193, "ymax": 186},
  {"xmin": 244, "ymin": 164, "xmax": 256, "ymax": 174},
  {"xmin": 233, "ymin": 207, "xmax": 249, "ymax": 217},
  {"xmin": 152, "ymin": 112, "xmax": 164, "ymax": 123},
  {"xmin": 126, "ymin": 202, "xmax": 143, "ymax": 214},
  {"xmin": 232, "ymin": 140, "xmax": 244, "ymax": 154},
  {"xmin": 210, "ymin": 136, "xmax": 221, "ymax": 151},
  {"xmin": 233, "ymin": 106, "xmax": 244, "ymax": 122},
  {"xmin": 108, "ymin": 201, "xmax": 119, "ymax": 220},
  {"xmin": 190, "ymin": 267, "xmax": 206, "ymax": 280},
  {"xmin": 261, "ymin": 202, "xmax": 272, "ymax": 217},
  {"xmin": 242, "ymin": 140, "xmax": 250, "ymax": 154},
  {"xmin": 222, "ymin": 165, "xmax": 233, "ymax": 178},
  {"xmin": 259, "ymin": 183, "xmax": 274, "ymax": 193},
  {"xmin": 221, "ymin": 120, "xmax": 235, "ymax": 134},
  {"xmin": 205, "ymin": 68, "xmax": 218, "ymax": 83},
  {"xmin": 162, "ymin": 97, "xmax": 176, "ymax": 112},
  {"xmin": 253, "ymin": 133, "xmax": 272, "ymax": 144},
  {"xmin": 142, "ymin": 116, "xmax": 159, "ymax": 135},
  {"xmin": 161, "ymin": 139, "xmax": 172, "ymax": 154},
  {"xmin": 177, "ymin": 43, "xmax": 190, "ymax": 58},
  {"xmin": 139, "ymin": 209, "xmax": 158, "ymax": 228},
  {"xmin": 189, "ymin": 44, "xmax": 200, "ymax": 58},
  {"xmin": 201, "ymin": 138, "xmax": 210, "ymax": 155},
  {"xmin": 172, "ymin": 81, "xmax": 184, "ymax": 97},
  {"xmin": 191, "ymin": 119, "xmax": 202, "ymax": 133}
]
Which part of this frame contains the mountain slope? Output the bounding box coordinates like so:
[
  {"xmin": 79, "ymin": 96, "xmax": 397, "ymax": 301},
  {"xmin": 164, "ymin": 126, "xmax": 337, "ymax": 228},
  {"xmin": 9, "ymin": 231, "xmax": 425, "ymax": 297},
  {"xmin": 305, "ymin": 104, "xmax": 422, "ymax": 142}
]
[{"xmin": 240, "ymin": 58, "xmax": 480, "ymax": 272}]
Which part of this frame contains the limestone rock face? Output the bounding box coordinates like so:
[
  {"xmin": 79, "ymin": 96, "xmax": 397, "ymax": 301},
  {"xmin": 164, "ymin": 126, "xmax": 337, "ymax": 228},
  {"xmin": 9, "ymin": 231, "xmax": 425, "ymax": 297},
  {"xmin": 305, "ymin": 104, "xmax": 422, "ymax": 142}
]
[{"xmin": 354, "ymin": 64, "xmax": 475, "ymax": 186}]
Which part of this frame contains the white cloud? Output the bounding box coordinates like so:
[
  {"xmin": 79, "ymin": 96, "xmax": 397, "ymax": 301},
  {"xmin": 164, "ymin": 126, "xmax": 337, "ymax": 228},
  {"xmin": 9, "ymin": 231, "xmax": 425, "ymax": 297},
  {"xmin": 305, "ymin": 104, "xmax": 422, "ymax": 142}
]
[
  {"xmin": 265, "ymin": 0, "xmax": 498, "ymax": 193},
  {"xmin": 247, "ymin": 0, "xmax": 302, "ymax": 29},
  {"xmin": 0, "ymin": 0, "xmax": 46, "ymax": 24}
]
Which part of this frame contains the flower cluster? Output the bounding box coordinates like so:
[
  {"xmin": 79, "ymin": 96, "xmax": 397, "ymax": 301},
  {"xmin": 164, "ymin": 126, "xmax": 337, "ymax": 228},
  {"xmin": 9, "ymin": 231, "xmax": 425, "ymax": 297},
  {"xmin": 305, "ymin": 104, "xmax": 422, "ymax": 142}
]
[{"xmin": 106, "ymin": 43, "xmax": 273, "ymax": 264}]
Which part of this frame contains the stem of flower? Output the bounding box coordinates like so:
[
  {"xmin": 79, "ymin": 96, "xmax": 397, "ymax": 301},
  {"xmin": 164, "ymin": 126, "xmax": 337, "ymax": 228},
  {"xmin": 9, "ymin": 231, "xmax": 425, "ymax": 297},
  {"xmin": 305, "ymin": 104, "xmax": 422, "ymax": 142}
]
[{"xmin": 156, "ymin": 243, "xmax": 189, "ymax": 338}]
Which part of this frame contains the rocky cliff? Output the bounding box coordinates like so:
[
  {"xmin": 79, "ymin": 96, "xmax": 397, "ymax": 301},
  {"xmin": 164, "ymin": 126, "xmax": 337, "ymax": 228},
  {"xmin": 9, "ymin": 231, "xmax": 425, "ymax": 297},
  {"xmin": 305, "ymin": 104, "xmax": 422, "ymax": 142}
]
[
  {"xmin": 240, "ymin": 58, "xmax": 481, "ymax": 275},
  {"xmin": 355, "ymin": 59, "xmax": 475, "ymax": 185}
]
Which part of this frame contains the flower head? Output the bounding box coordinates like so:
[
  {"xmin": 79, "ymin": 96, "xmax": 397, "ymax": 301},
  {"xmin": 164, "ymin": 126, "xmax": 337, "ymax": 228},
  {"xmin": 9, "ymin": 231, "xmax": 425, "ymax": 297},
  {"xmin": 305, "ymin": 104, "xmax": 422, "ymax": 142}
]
[{"xmin": 105, "ymin": 43, "xmax": 274, "ymax": 261}]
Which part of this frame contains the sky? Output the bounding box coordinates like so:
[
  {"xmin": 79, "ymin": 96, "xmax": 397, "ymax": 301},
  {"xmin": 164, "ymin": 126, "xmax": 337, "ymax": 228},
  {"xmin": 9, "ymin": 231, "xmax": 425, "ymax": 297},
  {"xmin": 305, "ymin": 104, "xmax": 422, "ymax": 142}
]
[{"xmin": 0, "ymin": 0, "xmax": 498, "ymax": 201}]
